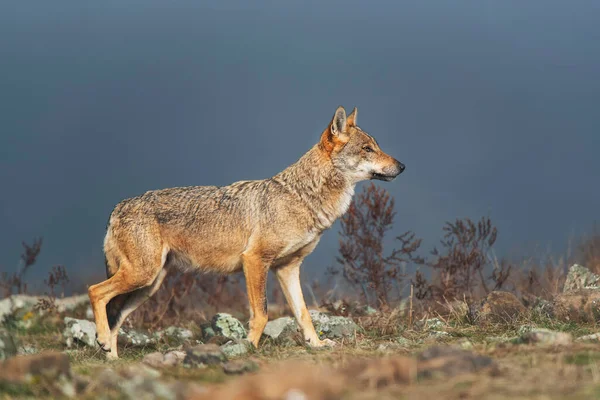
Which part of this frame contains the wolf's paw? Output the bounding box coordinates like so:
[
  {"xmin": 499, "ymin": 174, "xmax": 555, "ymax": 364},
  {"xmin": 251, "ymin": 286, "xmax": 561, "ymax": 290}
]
[{"xmin": 95, "ymin": 333, "xmax": 111, "ymax": 352}]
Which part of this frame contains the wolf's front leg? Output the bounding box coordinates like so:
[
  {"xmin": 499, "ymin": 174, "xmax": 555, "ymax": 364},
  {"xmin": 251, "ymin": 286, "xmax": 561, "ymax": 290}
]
[
  {"xmin": 274, "ymin": 258, "xmax": 336, "ymax": 348},
  {"xmin": 242, "ymin": 251, "xmax": 271, "ymax": 347}
]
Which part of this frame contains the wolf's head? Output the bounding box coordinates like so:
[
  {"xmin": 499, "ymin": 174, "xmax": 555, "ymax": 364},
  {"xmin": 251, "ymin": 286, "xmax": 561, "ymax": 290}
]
[{"xmin": 319, "ymin": 106, "xmax": 405, "ymax": 183}]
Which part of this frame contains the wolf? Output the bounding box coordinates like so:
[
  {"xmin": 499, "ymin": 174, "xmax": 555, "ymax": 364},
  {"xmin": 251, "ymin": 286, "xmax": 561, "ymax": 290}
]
[{"xmin": 88, "ymin": 106, "xmax": 405, "ymax": 358}]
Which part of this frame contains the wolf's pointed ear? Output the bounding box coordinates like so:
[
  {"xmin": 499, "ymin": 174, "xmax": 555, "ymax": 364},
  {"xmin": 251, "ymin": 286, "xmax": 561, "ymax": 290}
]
[
  {"xmin": 330, "ymin": 106, "xmax": 347, "ymax": 136},
  {"xmin": 346, "ymin": 107, "xmax": 358, "ymax": 127}
]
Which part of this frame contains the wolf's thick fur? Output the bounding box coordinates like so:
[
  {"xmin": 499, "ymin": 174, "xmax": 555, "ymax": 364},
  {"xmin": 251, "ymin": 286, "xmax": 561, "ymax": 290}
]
[{"xmin": 88, "ymin": 106, "xmax": 404, "ymax": 358}]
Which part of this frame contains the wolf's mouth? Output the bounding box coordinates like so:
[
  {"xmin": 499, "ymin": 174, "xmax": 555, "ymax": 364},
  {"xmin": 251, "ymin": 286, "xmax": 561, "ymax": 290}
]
[{"xmin": 371, "ymin": 172, "xmax": 396, "ymax": 182}]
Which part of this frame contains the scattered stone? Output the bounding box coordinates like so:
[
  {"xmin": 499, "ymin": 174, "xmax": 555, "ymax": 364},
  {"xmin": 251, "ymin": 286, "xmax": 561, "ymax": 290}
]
[
  {"xmin": 93, "ymin": 364, "xmax": 184, "ymax": 400},
  {"xmin": 343, "ymin": 356, "xmax": 416, "ymax": 389},
  {"xmin": 221, "ymin": 340, "xmax": 250, "ymax": 358},
  {"xmin": 54, "ymin": 294, "xmax": 90, "ymax": 314},
  {"xmin": 183, "ymin": 344, "xmax": 227, "ymax": 368},
  {"xmin": 518, "ymin": 328, "xmax": 572, "ymax": 346},
  {"xmin": 118, "ymin": 328, "xmax": 151, "ymax": 346},
  {"xmin": 223, "ymin": 359, "xmax": 259, "ymax": 375},
  {"xmin": 0, "ymin": 352, "xmax": 75, "ymax": 397},
  {"xmin": 531, "ymin": 297, "xmax": 554, "ymax": 318},
  {"xmin": 418, "ymin": 318, "xmax": 445, "ymax": 331},
  {"xmin": 85, "ymin": 306, "xmax": 94, "ymax": 320},
  {"xmin": 576, "ymin": 333, "xmax": 600, "ymax": 342},
  {"xmin": 376, "ymin": 342, "xmax": 405, "ymax": 353},
  {"xmin": 263, "ymin": 317, "xmax": 300, "ymax": 343},
  {"xmin": 456, "ymin": 338, "xmax": 474, "ymax": 350},
  {"xmin": 17, "ymin": 344, "xmax": 38, "ymax": 356},
  {"xmin": 364, "ymin": 306, "xmax": 378, "ymax": 315},
  {"xmin": 517, "ymin": 324, "xmax": 533, "ymax": 336},
  {"xmin": 470, "ymin": 291, "xmax": 526, "ymax": 324},
  {"xmin": 0, "ymin": 294, "xmax": 90, "ymax": 323},
  {"xmin": 0, "ymin": 328, "xmax": 18, "ymax": 361},
  {"xmin": 143, "ymin": 350, "xmax": 186, "ymax": 368},
  {"xmin": 563, "ymin": 264, "xmax": 600, "ymax": 292},
  {"xmin": 323, "ymin": 300, "xmax": 377, "ymax": 317},
  {"xmin": 202, "ymin": 360, "xmax": 345, "ymax": 399},
  {"xmin": 117, "ymin": 328, "xmax": 156, "ymax": 347},
  {"xmin": 63, "ymin": 317, "xmax": 96, "ymax": 348},
  {"xmin": 11, "ymin": 308, "xmax": 39, "ymax": 330},
  {"xmin": 212, "ymin": 313, "xmax": 247, "ymax": 340},
  {"xmin": 428, "ymin": 330, "xmax": 450, "ymax": 339},
  {"xmin": 309, "ymin": 310, "xmax": 358, "ymax": 339},
  {"xmin": 552, "ymin": 289, "xmax": 600, "ymax": 322},
  {"xmin": 417, "ymin": 346, "xmax": 495, "ymax": 378},
  {"xmin": 200, "ymin": 322, "xmax": 216, "ymax": 341},
  {"xmin": 155, "ymin": 326, "xmax": 194, "ymax": 343},
  {"xmin": 0, "ymin": 295, "xmax": 40, "ymax": 322}
]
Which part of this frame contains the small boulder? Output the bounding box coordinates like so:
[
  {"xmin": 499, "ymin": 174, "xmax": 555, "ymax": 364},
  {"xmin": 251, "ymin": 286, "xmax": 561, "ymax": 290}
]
[
  {"xmin": 0, "ymin": 328, "xmax": 18, "ymax": 361},
  {"xmin": 143, "ymin": 350, "xmax": 186, "ymax": 368},
  {"xmin": 576, "ymin": 333, "xmax": 600, "ymax": 342},
  {"xmin": 200, "ymin": 323, "xmax": 216, "ymax": 341},
  {"xmin": 155, "ymin": 326, "xmax": 194, "ymax": 344},
  {"xmin": 309, "ymin": 310, "xmax": 358, "ymax": 339},
  {"xmin": 118, "ymin": 328, "xmax": 156, "ymax": 347},
  {"xmin": 417, "ymin": 346, "xmax": 495, "ymax": 378},
  {"xmin": 212, "ymin": 313, "xmax": 247, "ymax": 340},
  {"xmin": 530, "ymin": 297, "xmax": 554, "ymax": 319},
  {"xmin": 417, "ymin": 318, "xmax": 445, "ymax": 331},
  {"xmin": 17, "ymin": 344, "xmax": 38, "ymax": 356},
  {"xmin": 0, "ymin": 295, "xmax": 39, "ymax": 322},
  {"xmin": 183, "ymin": 344, "xmax": 226, "ymax": 368},
  {"xmin": 96, "ymin": 364, "xmax": 185, "ymax": 400},
  {"xmin": 222, "ymin": 359, "xmax": 259, "ymax": 375},
  {"xmin": 263, "ymin": 317, "xmax": 300, "ymax": 343},
  {"xmin": 563, "ymin": 264, "xmax": 600, "ymax": 292},
  {"xmin": 221, "ymin": 340, "xmax": 250, "ymax": 358},
  {"xmin": 11, "ymin": 308, "xmax": 39, "ymax": 330},
  {"xmin": 0, "ymin": 351, "xmax": 76, "ymax": 397},
  {"xmin": 54, "ymin": 294, "xmax": 90, "ymax": 314},
  {"xmin": 552, "ymin": 289, "xmax": 600, "ymax": 322},
  {"xmin": 63, "ymin": 317, "xmax": 97, "ymax": 348},
  {"xmin": 470, "ymin": 291, "xmax": 526, "ymax": 324},
  {"xmin": 518, "ymin": 328, "xmax": 572, "ymax": 346}
]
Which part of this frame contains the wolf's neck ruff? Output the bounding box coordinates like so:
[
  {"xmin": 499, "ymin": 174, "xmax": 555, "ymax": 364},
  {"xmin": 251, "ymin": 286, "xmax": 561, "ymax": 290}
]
[{"xmin": 273, "ymin": 145, "xmax": 355, "ymax": 231}]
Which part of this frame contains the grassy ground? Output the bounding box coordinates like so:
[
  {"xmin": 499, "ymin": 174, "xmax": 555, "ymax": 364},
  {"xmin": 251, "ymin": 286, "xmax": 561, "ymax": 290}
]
[{"xmin": 3, "ymin": 311, "xmax": 600, "ymax": 400}]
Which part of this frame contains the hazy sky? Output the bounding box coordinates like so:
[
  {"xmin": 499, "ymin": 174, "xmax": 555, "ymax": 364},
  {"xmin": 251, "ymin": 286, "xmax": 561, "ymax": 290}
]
[{"xmin": 1, "ymin": 1, "xmax": 599, "ymax": 291}]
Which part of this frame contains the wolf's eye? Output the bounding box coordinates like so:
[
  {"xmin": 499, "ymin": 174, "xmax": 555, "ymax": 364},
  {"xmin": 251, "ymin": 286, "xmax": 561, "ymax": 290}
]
[{"xmin": 363, "ymin": 145, "xmax": 374, "ymax": 153}]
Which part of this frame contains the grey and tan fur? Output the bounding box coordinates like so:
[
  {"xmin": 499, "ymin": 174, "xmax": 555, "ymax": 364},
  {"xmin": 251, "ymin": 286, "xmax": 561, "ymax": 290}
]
[{"xmin": 88, "ymin": 106, "xmax": 405, "ymax": 358}]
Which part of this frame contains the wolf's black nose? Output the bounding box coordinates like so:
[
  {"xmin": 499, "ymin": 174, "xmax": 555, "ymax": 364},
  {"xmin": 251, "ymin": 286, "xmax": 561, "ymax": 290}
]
[{"xmin": 397, "ymin": 161, "xmax": 405, "ymax": 173}]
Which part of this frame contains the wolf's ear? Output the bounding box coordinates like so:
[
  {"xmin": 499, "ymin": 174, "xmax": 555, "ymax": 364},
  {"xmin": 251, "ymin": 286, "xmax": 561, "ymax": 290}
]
[
  {"xmin": 330, "ymin": 106, "xmax": 347, "ymax": 136},
  {"xmin": 346, "ymin": 107, "xmax": 358, "ymax": 127}
]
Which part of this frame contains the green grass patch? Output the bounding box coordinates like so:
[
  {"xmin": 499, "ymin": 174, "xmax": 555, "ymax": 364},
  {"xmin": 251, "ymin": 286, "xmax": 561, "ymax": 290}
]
[{"xmin": 564, "ymin": 351, "xmax": 600, "ymax": 366}]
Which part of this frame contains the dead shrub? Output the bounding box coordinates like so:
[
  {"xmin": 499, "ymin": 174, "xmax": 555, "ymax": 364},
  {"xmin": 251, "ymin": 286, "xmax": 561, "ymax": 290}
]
[
  {"xmin": 126, "ymin": 268, "xmax": 248, "ymax": 330},
  {"xmin": 1, "ymin": 238, "xmax": 43, "ymax": 298},
  {"xmin": 413, "ymin": 217, "xmax": 509, "ymax": 302},
  {"xmin": 329, "ymin": 182, "xmax": 423, "ymax": 308}
]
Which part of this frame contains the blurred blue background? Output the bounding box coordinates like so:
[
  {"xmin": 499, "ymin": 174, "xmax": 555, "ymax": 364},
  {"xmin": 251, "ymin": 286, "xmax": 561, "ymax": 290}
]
[{"xmin": 1, "ymin": 1, "xmax": 599, "ymax": 291}]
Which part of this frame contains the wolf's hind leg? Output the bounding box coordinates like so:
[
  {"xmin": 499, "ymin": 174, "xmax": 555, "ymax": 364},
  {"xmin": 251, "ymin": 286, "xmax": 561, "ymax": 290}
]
[
  {"xmin": 88, "ymin": 250, "xmax": 165, "ymax": 353},
  {"xmin": 105, "ymin": 268, "xmax": 168, "ymax": 359}
]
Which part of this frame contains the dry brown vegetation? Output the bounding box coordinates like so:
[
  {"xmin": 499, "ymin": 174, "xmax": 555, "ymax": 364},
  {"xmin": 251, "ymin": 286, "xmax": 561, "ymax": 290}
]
[
  {"xmin": 2, "ymin": 184, "xmax": 598, "ymax": 329},
  {"xmin": 3, "ymin": 185, "xmax": 600, "ymax": 400}
]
